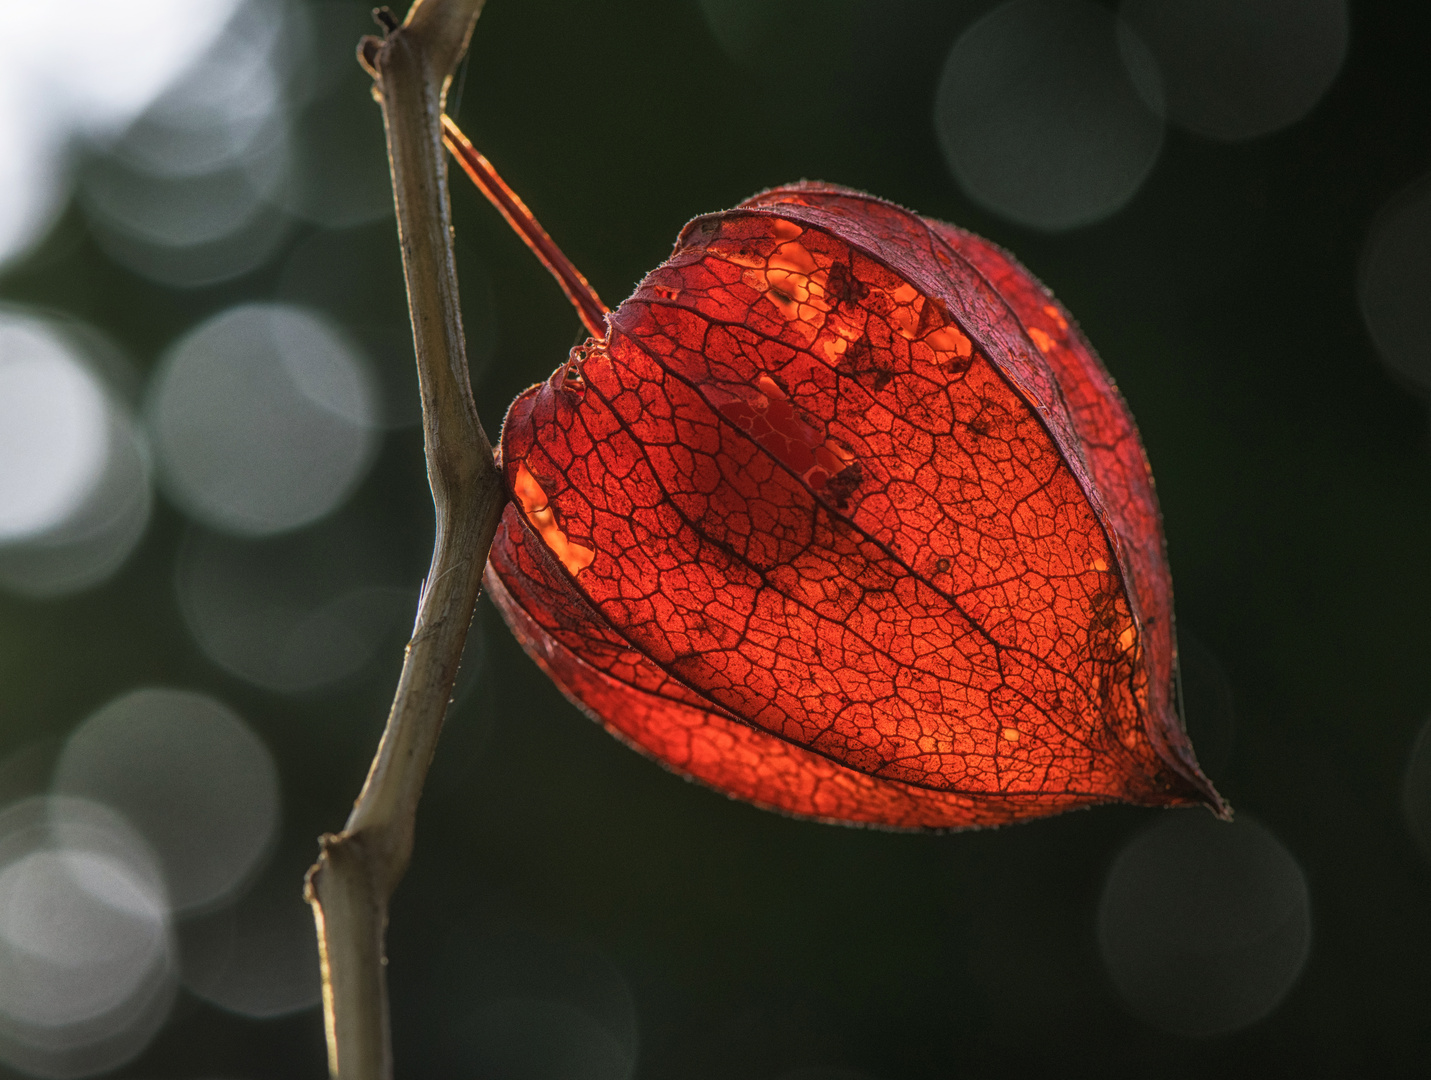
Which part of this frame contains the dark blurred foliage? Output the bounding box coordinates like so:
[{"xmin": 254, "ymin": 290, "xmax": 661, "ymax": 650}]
[{"xmin": 2, "ymin": 0, "xmax": 1431, "ymax": 1076}]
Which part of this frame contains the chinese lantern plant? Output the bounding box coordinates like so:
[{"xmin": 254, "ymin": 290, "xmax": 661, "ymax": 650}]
[
  {"xmin": 444, "ymin": 132, "xmax": 1225, "ymax": 827},
  {"xmin": 311, "ymin": 3, "xmax": 1224, "ymax": 1077}
]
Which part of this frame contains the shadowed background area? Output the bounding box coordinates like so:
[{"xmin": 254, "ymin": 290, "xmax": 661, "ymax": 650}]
[{"xmin": 0, "ymin": 0, "xmax": 1428, "ymax": 1076}]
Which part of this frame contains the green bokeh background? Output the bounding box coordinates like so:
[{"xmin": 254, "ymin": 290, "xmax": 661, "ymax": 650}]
[{"xmin": 2, "ymin": 0, "xmax": 1430, "ymax": 1076}]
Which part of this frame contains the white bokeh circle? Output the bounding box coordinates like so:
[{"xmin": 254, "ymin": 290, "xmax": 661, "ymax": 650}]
[
  {"xmin": 179, "ymin": 846, "xmax": 324, "ymax": 1020},
  {"xmin": 0, "ymin": 310, "xmax": 154, "ymax": 599},
  {"xmin": 934, "ymin": 0, "xmax": 1165, "ymax": 231},
  {"xmin": 147, "ymin": 303, "xmax": 379, "ymax": 536},
  {"xmin": 53, "ymin": 688, "xmax": 280, "ymax": 914},
  {"xmin": 175, "ymin": 518, "xmax": 413, "ymax": 694},
  {"xmin": 0, "ymin": 796, "xmax": 176, "ymax": 1079},
  {"xmin": 0, "ymin": 320, "xmax": 110, "ymax": 543},
  {"xmin": 77, "ymin": 0, "xmax": 299, "ymax": 288},
  {"xmin": 1359, "ymin": 175, "xmax": 1431, "ymax": 395},
  {"xmin": 1099, "ymin": 813, "xmax": 1311, "ymax": 1037},
  {"xmin": 1402, "ymin": 716, "xmax": 1431, "ymax": 863},
  {"xmin": 1120, "ymin": 0, "xmax": 1348, "ymax": 141},
  {"xmin": 0, "ymin": 0, "xmax": 243, "ymax": 271}
]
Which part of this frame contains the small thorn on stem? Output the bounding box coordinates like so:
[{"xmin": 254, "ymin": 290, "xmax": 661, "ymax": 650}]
[{"xmin": 373, "ymin": 7, "xmax": 400, "ymax": 33}]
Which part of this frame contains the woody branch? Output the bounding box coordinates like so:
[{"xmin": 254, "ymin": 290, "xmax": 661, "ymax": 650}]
[{"xmin": 303, "ymin": 1, "xmax": 503, "ymax": 1078}]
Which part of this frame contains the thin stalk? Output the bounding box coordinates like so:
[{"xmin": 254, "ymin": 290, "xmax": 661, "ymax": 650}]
[
  {"xmin": 442, "ymin": 114, "xmax": 610, "ymax": 338},
  {"xmin": 304, "ymin": 2, "xmax": 503, "ymax": 1078}
]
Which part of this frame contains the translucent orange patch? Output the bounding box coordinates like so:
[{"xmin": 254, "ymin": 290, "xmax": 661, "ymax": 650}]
[{"xmin": 512, "ymin": 461, "xmax": 595, "ymax": 575}]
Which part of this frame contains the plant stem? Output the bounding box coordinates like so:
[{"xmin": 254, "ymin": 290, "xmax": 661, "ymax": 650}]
[
  {"xmin": 442, "ymin": 115, "xmax": 610, "ymax": 337},
  {"xmin": 303, "ymin": 3, "xmax": 502, "ymax": 1078}
]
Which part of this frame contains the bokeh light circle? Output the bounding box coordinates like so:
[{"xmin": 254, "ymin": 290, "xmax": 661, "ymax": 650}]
[
  {"xmin": 1099, "ymin": 813, "xmax": 1311, "ymax": 1037},
  {"xmin": 88, "ymin": 205, "xmax": 292, "ymax": 291},
  {"xmin": 276, "ymin": 223, "xmax": 500, "ymax": 427},
  {"xmin": 279, "ymin": 1, "xmax": 395, "ymax": 229},
  {"xmin": 1119, "ymin": 0, "xmax": 1348, "ymax": 141},
  {"xmin": 0, "ymin": 796, "xmax": 176, "ymax": 1079},
  {"xmin": 0, "ymin": 850, "xmax": 164, "ymax": 1025},
  {"xmin": 0, "ymin": 310, "xmax": 154, "ymax": 599},
  {"xmin": 84, "ymin": 149, "xmax": 283, "ymax": 249},
  {"xmin": 0, "ymin": 98, "xmax": 67, "ymax": 275},
  {"xmin": 53, "ymin": 688, "xmax": 280, "ymax": 914},
  {"xmin": 0, "ymin": 320, "xmax": 110, "ymax": 543},
  {"xmin": 77, "ymin": 0, "xmax": 298, "ymax": 289},
  {"xmin": 7, "ymin": 0, "xmax": 243, "ymax": 133},
  {"xmin": 148, "ymin": 303, "xmax": 379, "ymax": 536},
  {"xmin": 180, "ymin": 846, "xmax": 322, "ymax": 1019},
  {"xmin": 104, "ymin": 1, "xmax": 283, "ymax": 181},
  {"xmin": 175, "ymin": 517, "xmax": 413, "ymax": 694},
  {"xmin": 1402, "ymin": 716, "xmax": 1431, "ymax": 863},
  {"xmin": 0, "ymin": 0, "xmax": 242, "ymax": 271},
  {"xmin": 1359, "ymin": 175, "xmax": 1431, "ymax": 395},
  {"xmin": 934, "ymin": 0, "xmax": 1165, "ymax": 231},
  {"xmin": 0, "ymin": 405, "xmax": 153, "ymax": 600}
]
